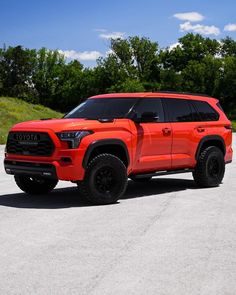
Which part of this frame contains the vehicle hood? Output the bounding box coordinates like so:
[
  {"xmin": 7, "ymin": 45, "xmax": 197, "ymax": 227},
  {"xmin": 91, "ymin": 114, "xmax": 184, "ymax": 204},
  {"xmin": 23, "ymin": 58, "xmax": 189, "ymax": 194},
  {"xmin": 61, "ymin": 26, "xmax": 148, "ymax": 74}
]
[{"xmin": 11, "ymin": 118, "xmax": 115, "ymax": 132}]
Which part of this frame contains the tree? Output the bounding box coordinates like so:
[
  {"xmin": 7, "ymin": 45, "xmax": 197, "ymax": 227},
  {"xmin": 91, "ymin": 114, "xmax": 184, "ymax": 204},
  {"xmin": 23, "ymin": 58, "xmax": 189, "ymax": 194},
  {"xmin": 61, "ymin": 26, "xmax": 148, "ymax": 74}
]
[
  {"xmin": 160, "ymin": 33, "xmax": 220, "ymax": 71},
  {"xmin": 221, "ymin": 37, "xmax": 236, "ymax": 57},
  {"xmin": 181, "ymin": 56, "xmax": 222, "ymax": 95},
  {"xmin": 160, "ymin": 69, "xmax": 182, "ymax": 91},
  {"xmin": 107, "ymin": 79, "xmax": 145, "ymax": 93},
  {"xmin": 218, "ymin": 56, "xmax": 236, "ymax": 117},
  {"xmin": 32, "ymin": 48, "xmax": 66, "ymax": 106},
  {"xmin": 52, "ymin": 60, "xmax": 84, "ymax": 110},
  {"xmin": 0, "ymin": 45, "xmax": 36, "ymax": 99},
  {"xmin": 1, "ymin": 33, "xmax": 236, "ymax": 117},
  {"xmin": 96, "ymin": 36, "xmax": 160, "ymax": 93},
  {"xmin": 128, "ymin": 36, "xmax": 159, "ymax": 81}
]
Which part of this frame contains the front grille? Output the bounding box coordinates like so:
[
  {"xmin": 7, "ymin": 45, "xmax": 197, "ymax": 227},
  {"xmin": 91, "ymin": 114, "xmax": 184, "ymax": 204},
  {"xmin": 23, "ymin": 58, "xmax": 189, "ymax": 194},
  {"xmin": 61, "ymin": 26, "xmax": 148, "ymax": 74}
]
[{"xmin": 6, "ymin": 132, "xmax": 54, "ymax": 156}]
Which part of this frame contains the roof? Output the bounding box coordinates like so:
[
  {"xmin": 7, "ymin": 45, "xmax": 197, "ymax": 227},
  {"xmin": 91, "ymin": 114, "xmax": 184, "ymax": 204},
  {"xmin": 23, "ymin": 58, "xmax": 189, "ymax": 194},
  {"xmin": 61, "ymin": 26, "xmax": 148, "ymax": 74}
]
[{"xmin": 90, "ymin": 92, "xmax": 218, "ymax": 102}]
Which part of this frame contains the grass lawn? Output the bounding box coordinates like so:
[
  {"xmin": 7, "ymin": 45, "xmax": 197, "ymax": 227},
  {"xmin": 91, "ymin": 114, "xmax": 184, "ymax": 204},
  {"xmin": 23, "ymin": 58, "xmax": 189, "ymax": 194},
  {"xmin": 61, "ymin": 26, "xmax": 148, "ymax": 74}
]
[
  {"xmin": 232, "ymin": 121, "xmax": 236, "ymax": 132},
  {"xmin": 0, "ymin": 97, "xmax": 63, "ymax": 144}
]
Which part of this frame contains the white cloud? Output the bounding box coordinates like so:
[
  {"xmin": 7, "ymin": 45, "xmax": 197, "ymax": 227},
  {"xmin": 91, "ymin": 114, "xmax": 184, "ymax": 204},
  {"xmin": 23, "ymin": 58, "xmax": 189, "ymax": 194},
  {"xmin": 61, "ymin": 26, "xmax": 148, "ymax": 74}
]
[
  {"xmin": 180, "ymin": 21, "xmax": 220, "ymax": 36},
  {"xmin": 59, "ymin": 50, "xmax": 102, "ymax": 61},
  {"xmin": 224, "ymin": 23, "xmax": 236, "ymax": 32},
  {"xmin": 174, "ymin": 12, "xmax": 204, "ymax": 22},
  {"xmin": 99, "ymin": 31, "xmax": 125, "ymax": 40},
  {"xmin": 168, "ymin": 42, "xmax": 182, "ymax": 51}
]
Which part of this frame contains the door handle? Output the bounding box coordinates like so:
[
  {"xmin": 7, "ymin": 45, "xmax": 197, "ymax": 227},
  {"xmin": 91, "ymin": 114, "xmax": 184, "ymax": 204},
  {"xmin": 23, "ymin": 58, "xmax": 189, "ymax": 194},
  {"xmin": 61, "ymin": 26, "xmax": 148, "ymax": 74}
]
[
  {"xmin": 197, "ymin": 126, "xmax": 205, "ymax": 133},
  {"xmin": 162, "ymin": 128, "xmax": 171, "ymax": 135}
]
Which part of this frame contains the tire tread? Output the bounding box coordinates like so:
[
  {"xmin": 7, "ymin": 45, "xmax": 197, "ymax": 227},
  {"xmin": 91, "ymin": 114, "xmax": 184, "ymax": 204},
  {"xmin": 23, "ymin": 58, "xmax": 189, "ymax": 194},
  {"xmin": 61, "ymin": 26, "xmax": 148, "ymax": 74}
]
[
  {"xmin": 78, "ymin": 153, "xmax": 127, "ymax": 205},
  {"xmin": 193, "ymin": 146, "xmax": 225, "ymax": 187}
]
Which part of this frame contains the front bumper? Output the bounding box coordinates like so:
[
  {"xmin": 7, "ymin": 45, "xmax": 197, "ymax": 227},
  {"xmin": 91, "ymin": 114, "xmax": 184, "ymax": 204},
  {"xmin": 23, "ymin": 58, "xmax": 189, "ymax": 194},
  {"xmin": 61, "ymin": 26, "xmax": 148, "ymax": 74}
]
[
  {"xmin": 4, "ymin": 147, "xmax": 87, "ymax": 181},
  {"xmin": 4, "ymin": 127, "xmax": 88, "ymax": 181},
  {"xmin": 4, "ymin": 160, "xmax": 57, "ymax": 179}
]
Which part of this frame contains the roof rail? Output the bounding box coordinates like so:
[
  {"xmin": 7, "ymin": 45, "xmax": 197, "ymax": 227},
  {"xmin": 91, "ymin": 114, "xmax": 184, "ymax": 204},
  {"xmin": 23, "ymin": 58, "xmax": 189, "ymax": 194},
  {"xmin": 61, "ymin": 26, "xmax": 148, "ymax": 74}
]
[{"xmin": 153, "ymin": 91, "xmax": 211, "ymax": 97}]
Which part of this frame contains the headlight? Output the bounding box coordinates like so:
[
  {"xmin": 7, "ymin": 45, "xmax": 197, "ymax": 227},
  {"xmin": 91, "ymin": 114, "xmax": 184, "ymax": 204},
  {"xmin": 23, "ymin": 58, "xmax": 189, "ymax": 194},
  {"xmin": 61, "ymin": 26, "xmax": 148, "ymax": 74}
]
[{"xmin": 56, "ymin": 130, "xmax": 93, "ymax": 148}]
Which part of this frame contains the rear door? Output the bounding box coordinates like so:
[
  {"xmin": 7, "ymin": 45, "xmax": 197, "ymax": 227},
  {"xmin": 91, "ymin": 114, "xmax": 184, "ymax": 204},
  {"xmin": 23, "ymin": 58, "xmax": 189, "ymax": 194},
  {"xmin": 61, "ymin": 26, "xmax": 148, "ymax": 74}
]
[
  {"xmin": 163, "ymin": 98, "xmax": 207, "ymax": 169},
  {"xmin": 130, "ymin": 98, "xmax": 172, "ymax": 172},
  {"xmin": 192, "ymin": 100, "xmax": 220, "ymax": 135}
]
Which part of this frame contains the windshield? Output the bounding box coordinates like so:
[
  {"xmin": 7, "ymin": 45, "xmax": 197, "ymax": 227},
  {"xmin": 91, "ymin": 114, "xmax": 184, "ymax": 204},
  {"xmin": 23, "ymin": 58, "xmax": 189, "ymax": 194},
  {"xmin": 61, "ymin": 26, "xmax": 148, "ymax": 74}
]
[{"xmin": 64, "ymin": 98, "xmax": 137, "ymax": 119}]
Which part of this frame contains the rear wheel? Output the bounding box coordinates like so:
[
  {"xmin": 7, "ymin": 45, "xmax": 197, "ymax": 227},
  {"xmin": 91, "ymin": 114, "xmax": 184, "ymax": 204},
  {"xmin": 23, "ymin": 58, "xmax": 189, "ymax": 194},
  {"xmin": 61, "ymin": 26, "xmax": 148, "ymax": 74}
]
[
  {"xmin": 14, "ymin": 175, "xmax": 58, "ymax": 194},
  {"xmin": 77, "ymin": 154, "xmax": 127, "ymax": 205},
  {"xmin": 193, "ymin": 146, "xmax": 225, "ymax": 187}
]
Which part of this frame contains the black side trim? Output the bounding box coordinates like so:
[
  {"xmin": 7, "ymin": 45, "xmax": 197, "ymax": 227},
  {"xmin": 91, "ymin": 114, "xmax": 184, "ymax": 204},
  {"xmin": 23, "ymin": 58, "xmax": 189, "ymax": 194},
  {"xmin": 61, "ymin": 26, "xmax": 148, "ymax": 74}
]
[
  {"xmin": 4, "ymin": 160, "xmax": 57, "ymax": 179},
  {"xmin": 130, "ymin": 168, "xmax": 194, "ymax": 179},
  {"xmin": 82, "ymin": 139, "xmax": 130, "ymax": 168},
  {"xmin": 195, "ymin": 135, "xmax": 226, "ymax": 160}
]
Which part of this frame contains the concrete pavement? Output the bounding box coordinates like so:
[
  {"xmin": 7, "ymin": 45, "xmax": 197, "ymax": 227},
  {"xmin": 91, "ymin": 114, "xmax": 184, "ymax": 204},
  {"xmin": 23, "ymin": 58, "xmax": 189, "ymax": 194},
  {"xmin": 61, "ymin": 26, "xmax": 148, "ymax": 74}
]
[{"xmin": 0, "ymin": 136, "xmax": 236, "ymax": 295}]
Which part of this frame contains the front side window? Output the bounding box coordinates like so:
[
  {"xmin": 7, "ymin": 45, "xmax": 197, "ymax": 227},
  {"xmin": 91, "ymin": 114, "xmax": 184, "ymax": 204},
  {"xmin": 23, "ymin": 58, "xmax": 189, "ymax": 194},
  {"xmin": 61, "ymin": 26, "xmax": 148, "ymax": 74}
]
[
  {"xmin": 164, "ymin": 98, "xmax": 193, "ymax": 122},
  {"xmin": 132, "ymin": 98, "xmax": 165, "ymax": 122},
  {"xmin": 64, "ymin": 98, "xmax": 137, "ymax": 119}
]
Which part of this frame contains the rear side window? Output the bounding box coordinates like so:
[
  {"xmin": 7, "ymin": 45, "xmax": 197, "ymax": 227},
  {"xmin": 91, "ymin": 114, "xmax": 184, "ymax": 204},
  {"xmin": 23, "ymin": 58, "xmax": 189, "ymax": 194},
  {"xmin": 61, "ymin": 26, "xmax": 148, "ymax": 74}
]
[
  {"xmin": 216, "ymin": 102, "xmax": 226, "ymax": 115},
  {"xmin": 192, "ymin": 101, "xmax": 219, "ymax": 121},
  {"xmin": 133, "ymin": 98, "xmax": 165, "ymax": 122},
  {"xmin": 164, "ymin": 99, "xmax": 193, "ymax": 122}
]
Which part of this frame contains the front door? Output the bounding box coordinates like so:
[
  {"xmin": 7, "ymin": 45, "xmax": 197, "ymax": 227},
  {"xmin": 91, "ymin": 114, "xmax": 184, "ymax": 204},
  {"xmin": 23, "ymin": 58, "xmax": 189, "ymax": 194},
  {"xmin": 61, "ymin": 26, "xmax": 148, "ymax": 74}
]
[{"xmin": 130, "ymin": 98, "xmax": 172, "ymax": 173}]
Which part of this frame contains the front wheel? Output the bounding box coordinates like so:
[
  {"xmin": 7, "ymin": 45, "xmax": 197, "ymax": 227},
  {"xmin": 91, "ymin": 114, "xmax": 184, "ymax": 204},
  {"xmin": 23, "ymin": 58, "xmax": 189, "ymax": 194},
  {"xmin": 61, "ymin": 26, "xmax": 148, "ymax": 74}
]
[
  {"xmin": 193, "ymin": 146, "xmax": 225, "ymax": 187},
  {"xmin": 78, "ymin": 154, "xmax": 128, "ymax": 205},
  {"xmin": 14, "ymin": 175, "xmax": 58, "ymax": 194}
]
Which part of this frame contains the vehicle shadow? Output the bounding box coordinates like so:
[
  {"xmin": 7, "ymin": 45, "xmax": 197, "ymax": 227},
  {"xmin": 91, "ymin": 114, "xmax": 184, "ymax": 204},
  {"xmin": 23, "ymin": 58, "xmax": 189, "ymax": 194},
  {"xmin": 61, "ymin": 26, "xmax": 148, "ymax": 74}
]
[
  {"xmin": 0, "ymin": 178, "xmax": 197, "ymax": 209},
  {"xmin": 123, "ymin": 178, "xmax": 197, "ymax": 199}
]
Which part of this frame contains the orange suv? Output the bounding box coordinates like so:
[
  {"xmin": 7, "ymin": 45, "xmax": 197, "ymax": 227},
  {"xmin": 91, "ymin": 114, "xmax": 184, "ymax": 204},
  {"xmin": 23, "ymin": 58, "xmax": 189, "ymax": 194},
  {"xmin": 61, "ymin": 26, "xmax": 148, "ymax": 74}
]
[{"xmin": 4, "ymin": 92, "xmax": 233, "ymax": 204}]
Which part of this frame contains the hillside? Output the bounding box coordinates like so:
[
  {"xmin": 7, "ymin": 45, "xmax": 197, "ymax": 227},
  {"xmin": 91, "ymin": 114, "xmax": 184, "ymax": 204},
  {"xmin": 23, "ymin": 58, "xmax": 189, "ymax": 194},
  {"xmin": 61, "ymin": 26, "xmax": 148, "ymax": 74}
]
[{"xmin": 0, "ymin": 97, "xmax": 63, "ymax": 144}]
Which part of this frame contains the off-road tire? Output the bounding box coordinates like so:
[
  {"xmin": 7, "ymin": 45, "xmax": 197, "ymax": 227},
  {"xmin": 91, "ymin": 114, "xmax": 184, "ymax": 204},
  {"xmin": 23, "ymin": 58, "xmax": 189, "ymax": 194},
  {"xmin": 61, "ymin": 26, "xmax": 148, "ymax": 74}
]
[
  {"xmin": 14, "ymin": 175, "xmax": 58, "ymax": 194},
  {"xmin": 193, "ymin": 146, "xmax": 225, "ymax": 187},
  {"xmin": 77, "ymin": 154, "xmax": 127, "ymax": 205}
]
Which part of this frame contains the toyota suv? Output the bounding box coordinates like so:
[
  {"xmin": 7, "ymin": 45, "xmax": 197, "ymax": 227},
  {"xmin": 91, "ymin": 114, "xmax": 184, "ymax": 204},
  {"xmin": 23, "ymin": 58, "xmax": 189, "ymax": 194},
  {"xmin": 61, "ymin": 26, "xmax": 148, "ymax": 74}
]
[{"xmin": 4, "ymin": 92, "xmax": 233, "ymax": 204}]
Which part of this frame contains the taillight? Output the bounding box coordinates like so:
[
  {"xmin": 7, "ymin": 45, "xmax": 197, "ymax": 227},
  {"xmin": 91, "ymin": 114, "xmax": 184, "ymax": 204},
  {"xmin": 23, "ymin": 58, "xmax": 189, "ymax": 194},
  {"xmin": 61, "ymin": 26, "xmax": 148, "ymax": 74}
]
[{"xmin": 224, "ymin": 125, "xmax": 233, "ymax": 130}]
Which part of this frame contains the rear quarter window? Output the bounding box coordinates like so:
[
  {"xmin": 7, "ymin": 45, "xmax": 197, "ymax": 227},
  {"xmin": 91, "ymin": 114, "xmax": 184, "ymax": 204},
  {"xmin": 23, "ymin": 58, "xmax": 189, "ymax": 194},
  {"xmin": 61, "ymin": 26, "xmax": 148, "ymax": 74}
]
[{"xmin": 192, "ymin": 100, "xmax": 219, "ymax": 121}]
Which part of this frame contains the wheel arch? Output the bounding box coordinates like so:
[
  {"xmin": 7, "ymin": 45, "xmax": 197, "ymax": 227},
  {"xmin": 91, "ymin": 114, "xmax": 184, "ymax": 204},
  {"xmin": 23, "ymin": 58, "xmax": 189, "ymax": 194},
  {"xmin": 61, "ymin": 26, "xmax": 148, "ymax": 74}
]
[
  {"xmin": 195, "ymin": 135, "xmax": 226, "ymax": 160},
  {"xmin": 82, "ymin": 139, "xmax": 130, "ymax": 168}
]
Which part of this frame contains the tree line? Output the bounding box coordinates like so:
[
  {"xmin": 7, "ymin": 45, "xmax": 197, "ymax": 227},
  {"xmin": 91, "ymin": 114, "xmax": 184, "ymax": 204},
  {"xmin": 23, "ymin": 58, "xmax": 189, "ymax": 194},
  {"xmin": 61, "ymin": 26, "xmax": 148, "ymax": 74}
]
[{"xmin": 0, "ymin": 33, "xmax": 236, "ymax": 118}]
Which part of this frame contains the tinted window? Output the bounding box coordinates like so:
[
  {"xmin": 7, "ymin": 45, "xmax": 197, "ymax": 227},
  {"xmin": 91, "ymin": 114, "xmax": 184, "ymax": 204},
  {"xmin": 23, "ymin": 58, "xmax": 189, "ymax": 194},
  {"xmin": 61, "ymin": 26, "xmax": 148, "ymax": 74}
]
[
  {"xmin": 189, "ymin": 101, "xmax": 201, "ymax": 121},
  {"xmin": 192, "ymin": 101, "xmax": 219, "ymax": 121},
  {"xmin": 216, "ymin": 102, "xmax": 225, "ymax": 113},
  {"xmin": 164, "ymin": 99, "xmax": 193, "ymax": 122},
  {"xmin": 132, "ymin": 98, "xmax": 164, "ymax": 122},
  {"xmin": 65, "ymin": 98, "xmax": 137, "ymax": 119}
]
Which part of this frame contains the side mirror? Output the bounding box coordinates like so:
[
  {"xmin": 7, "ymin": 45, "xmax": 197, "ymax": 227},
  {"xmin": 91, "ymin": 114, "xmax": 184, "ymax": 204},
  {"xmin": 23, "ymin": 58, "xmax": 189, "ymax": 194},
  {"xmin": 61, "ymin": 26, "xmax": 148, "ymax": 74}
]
[{"xmin": 134, "ymin": 111, "xmax": 159, "ymax": 123}]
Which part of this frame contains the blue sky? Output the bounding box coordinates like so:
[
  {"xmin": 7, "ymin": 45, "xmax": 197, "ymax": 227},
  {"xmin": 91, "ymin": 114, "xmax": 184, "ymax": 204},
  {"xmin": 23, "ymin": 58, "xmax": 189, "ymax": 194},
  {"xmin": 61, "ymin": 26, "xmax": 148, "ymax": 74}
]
[{"xmin": 1, "ymin": 0, "xmax": 236, "ymax": 66}]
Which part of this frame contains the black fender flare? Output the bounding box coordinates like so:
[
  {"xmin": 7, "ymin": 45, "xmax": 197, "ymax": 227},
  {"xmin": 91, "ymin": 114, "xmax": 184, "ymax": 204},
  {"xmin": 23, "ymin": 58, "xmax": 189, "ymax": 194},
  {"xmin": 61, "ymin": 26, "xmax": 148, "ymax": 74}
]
[
  {"xmin": 82, "ymin": 139, "xmax": 130, "ymax": 168},
  {"xmin": 195, "ymin": 135, "xmax": 226, "ymax": 160}
]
